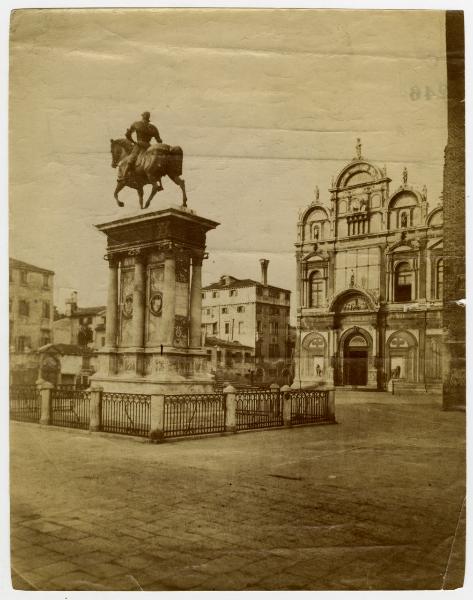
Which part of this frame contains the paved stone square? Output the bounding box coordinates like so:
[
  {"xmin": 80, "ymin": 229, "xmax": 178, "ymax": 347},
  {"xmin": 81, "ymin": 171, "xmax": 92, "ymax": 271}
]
[{"xmin": 10, "ymin": 391, "xmax": 465, "ymax": 591}]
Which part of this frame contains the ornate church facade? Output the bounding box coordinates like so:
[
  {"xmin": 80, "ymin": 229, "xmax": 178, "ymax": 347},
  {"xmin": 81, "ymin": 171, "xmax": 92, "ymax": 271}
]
[{"xmin": 295, "ymin": 142, "xmax": 444, "ymax": 390}]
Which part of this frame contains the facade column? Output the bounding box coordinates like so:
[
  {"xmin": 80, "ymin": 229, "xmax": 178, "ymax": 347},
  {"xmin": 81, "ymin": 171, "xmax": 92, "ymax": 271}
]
[
  {"xmin": 418, "ymin": 242, "xmax": 427, "ymax": 300},
  {"xmin": 190, "ymin": 254, "xmax": 203, "ymax": 347},
  {"xmin": 105, "ymin": 256, "xmax": 119, "ymax": 348},
  {"xmin": 328, "ymin": 250, "xmax": 335, "ymax": 297},
  {"xmin": 162, "ymin": 246, "xmax": 176, "ymax": 346},
  {"xmin": 132, "ymin": 253, "xmax": 146, "ymax": 348}
]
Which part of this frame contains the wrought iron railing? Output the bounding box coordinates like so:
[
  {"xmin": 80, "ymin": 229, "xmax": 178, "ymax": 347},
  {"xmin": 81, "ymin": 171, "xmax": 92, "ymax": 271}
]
[
  {"xmin": 9, "ymin": 385, "xmax": 41, "ymax": 423},
  {"xmin": 102, "ymin": 392, "xmax": 151, "ymax": 437},
  {"xmin": 164, "ymin": 394, "xmax": 225, "ymax": 438},
  {"xmin": 51, "ymin": 389, "xmax": 90, "ymax": 430},
  {"xmin": 290, "ymin": 389, "xmax": 331, "ymax": 424},
  {"xmin": 236, "ymin": 390, "xmax": 283, "ymax": 430}
]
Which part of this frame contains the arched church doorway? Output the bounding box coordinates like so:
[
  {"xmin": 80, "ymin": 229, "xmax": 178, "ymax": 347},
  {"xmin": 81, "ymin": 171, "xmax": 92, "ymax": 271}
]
[{"xmin": 343, "ymin": 333, "xmax": 369, "ymax": 386}]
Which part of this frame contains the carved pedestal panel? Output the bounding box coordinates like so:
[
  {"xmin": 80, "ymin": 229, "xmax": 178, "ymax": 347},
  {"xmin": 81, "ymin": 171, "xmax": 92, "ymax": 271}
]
[{"xmin": 90, "ymin": 207, "xmax": 219, "ymax": 394}]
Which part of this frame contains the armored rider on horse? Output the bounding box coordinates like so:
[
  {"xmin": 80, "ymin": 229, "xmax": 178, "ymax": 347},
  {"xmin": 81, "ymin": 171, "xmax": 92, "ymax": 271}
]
[{"xmin": 110, "ymin": 111, "xmax": 188, "ymax": 209}]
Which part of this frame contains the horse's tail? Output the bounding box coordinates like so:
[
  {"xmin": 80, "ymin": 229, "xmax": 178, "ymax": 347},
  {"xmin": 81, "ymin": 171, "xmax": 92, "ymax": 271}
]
[{"xmin": 168, "ymin": 146, "xmax": 183, "ymax": 177}]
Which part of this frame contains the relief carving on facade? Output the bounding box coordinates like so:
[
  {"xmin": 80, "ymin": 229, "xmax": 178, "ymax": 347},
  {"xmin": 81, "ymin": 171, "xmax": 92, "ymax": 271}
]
[
  {"xmin": 174, "ymin": 315, "xmax": 189, "ymax": 346},
  {"xmin": 341, "ymin": 295, "xmax": 369, "ymax": 312},
  {"xmin": 175, "ymin": 256, "xmax": 190, "ymax": 283}
]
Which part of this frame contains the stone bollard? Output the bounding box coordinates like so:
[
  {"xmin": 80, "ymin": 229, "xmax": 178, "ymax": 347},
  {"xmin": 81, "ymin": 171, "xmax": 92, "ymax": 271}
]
[
  {"xmin": 38, "ymin": 381, "xmax": 54, "ymax": 426},
  {"xmin": 269, "ymin": 382, "xmax": 280, "ymax": 417},
  {"xmin": 89, "ymin": 386, "xmax": 103, "ymax": 432},
  {"xmin": 280, "ymin": 384, "xmax": 292, "ymax": 426},
  {"xmin": 149, "ymin": 394, "xmax": 165, "ymax": 442},
  {"xmin": 223, "ymin": 385, "xmax": 237, "ymax": 433},
  {"xmin": 326, "ymin": 386, "xmax": 336, "ymax": 422}
]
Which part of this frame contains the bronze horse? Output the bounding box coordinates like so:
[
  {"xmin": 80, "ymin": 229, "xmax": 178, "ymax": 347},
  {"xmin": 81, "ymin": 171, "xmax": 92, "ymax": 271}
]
[{"xmin": 110, "ymin": 138, "xmax": 187, "ymax": 209}]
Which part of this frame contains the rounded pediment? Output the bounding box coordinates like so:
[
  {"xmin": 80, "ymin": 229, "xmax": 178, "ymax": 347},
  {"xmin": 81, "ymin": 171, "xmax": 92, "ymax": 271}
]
[{"xmin": 335, "ymin": 160, "xmax": 384, "ymax": 190}]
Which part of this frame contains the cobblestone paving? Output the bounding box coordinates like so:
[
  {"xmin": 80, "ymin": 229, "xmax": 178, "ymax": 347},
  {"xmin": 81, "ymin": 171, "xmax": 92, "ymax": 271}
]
[{"xmin": 10, "ymin": 392, "xmax": 465, "ymax": 591}]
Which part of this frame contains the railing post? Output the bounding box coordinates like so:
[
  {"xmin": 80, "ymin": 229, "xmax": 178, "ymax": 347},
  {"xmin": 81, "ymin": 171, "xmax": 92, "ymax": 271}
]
[
  {"xmin": 269, "ymin": 382, "xmax": 280, "ymax": 417},
  {"xmin": 224, "ymin": 385, "xmax": 237, "ymax": 433},
  {"xmin": 89, "ymin": 386, "xmax": 103, "ymax": 432},
  {"xmin": 38, "ymin": 381, "xmax": 53, "ymax": 426},
  {"xmin": 326, "ymin": 386, "xmax": 336, "ymax": 422},
  {"xmin": 281, "ymin": 384, "xmax": 292, "ymax": 426},
  {"xmin": 150, "ymin": 394, "xmax": 165, "ymax": 441}
]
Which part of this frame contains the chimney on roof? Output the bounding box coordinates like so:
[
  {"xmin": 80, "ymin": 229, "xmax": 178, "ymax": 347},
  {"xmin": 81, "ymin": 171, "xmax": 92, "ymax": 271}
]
[
  {"xmin": 220, "ymin": 275, "xmax": 233, "ymax": 286},
  {"xmin": 65, "ymin": 291, "xmax": 78, "ymax": 317},
  {"xmin": 259, "ymin": 259, "xmax": 269, "ymax": 286}
]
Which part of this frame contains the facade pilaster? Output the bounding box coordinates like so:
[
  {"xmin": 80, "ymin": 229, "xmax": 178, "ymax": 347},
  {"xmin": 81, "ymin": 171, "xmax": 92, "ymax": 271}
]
[
  {"xmin": 105, "ymin": 256, "xmax": 119, "ymax": 348},
  {"xmin": 190, "ymin": 254, "xmax": 203, "ymax": 347}
]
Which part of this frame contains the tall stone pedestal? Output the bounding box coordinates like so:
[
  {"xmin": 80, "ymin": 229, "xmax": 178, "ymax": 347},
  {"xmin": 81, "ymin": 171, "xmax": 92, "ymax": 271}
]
[{"xmin": 90, "ymin": 207, "xmax": 219, "ymax": 394}]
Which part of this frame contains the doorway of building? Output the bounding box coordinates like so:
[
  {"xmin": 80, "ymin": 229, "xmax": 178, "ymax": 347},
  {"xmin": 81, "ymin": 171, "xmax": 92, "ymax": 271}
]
[{"xmin": 343, "ymin": 334, "xmax": 368, "ymax": 386}]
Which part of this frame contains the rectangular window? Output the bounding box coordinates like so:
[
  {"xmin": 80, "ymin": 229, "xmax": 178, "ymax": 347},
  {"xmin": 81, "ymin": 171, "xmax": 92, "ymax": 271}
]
[
  {"xmin": 19, "ymin": 300, "xmax": 29, "ymax": 316},
  {"xmin": 257, "ymin": 320, "xmax": 262, "ymax": 333},
  {"xmin": 42, "ymin": 274, "xmax": 50, "ymax": 288},
  {"xmin": 269, "ymin": 343, "xmax": 279, "ymax": 358},
  {"xmin": 222, "ymin": 307, "xmax": 228, "ymax": 314},
  {"xmin": 311, "ymin": 280, "xmax": 324, "ymax": 307},
  {"xmin": 16, "ymin": 336, "xmax": 31, "ymax": 352},
  {"xmin": 42, "ymin": 302, "xmax": 50, "ymax": 318},
  {"xmin": 212, "ymin": 323, "xmax": 218, "ymax": 335},
  {"xmin": 206, "ymin": 309, "xmax": 211, "ymax": 315},
  {"xmin": 216, "ymin": 350, "xmax": 222, "ymax": 363},
  {"xmin": 229, "ymin": 289, "xmax": 237, "ymax": 297},
  {"xmin": 206, "ymin": 350, "xmax": 212, "ymax": 361},
  {"xmin": 238, "ymin": 321, "xmax": 244, "ymax": 334},
  {"xmin": 256, "ymin": 287, "xmax": 262, "ymax": 296},
  {"xmin": 270, "ymin": 322, "xmax": 279, "ymax": 334},
  {"xmin": 212, "ymin": 291, "xmax": 219, "ymax": 298},
  {"xmin": 237, "ymin": 306, "xmax": 245, "ymax": 313},
  {"xmin": 20, "ymin": 270, "xmax": 28, "ymax": 285},
  {"xmin": 224, "ymin": 322, "xmax": 230, "ymax": 334}
]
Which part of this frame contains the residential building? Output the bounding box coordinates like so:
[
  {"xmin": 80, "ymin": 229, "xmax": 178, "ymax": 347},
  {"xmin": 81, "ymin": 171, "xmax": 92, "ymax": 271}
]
[
  {"xmin": 44, "ymin": 292, "xmax": 106, "ymax": 387},
  {"xmin": 295, "ymin": 141, "xmax": 443, "ymax": 390},
  {"xmin": 9, "ymin": 258, "xmax": 54, "ymax": 384},
  {"xmin": 201, "ymin": 260, "xmax": 293, "ymax": 385},
  {"xmin": 53, "ymin": 292, "xmax": 106, "ymax": 350}
]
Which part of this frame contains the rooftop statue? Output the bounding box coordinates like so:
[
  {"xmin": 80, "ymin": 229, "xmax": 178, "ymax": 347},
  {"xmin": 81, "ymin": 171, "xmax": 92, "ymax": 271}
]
[{"xmin": 110, "ymin": 111, "xmax": 188, "ymax": 209}]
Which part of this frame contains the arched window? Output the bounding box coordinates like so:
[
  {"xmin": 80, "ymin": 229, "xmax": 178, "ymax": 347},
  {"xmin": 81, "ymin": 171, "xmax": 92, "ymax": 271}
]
[
  {"xmin": 436, "ymin": 259, "xmax": 444, "ymax": 300},
  {"xmin": 310, "ymin": 270, "xmax": 325, "ymax": 308},
  {"xmin": 394, "ymin": 262, "xmax": 413, "ymax": 302}
]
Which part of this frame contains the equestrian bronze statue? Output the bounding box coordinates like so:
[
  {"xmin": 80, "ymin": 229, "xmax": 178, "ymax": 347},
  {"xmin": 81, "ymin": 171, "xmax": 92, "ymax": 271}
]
[{"xmin": 110, "ymin": 111, "xmax": 188, "ymax": 209}]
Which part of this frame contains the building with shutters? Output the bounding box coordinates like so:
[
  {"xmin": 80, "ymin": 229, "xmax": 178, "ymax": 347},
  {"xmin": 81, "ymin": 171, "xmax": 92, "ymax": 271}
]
[
  {"xmin": 9, "ymin": 258, "xmax": 54, "ymax": 384},
  {"xmin": 201, "ymin": 260, "xmax": 293, "ymax": 385},
  {"xmin": 295, "ymin": 141, "xmax": 443, "ymax": 391}
]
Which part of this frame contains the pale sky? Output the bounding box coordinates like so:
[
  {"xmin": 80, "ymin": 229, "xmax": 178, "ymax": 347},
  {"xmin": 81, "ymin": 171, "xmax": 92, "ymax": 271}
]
[{"xmin": 9, "ymin": 8, "xmax": 447, "ymax": 322}]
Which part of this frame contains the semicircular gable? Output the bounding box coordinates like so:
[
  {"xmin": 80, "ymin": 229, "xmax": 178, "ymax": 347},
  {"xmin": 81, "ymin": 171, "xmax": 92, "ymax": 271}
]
[
  {"xmin": 300, "ymin": 204, "xmax": 329, "ymax": 225},
  {"xmin": 335, "ymin": 161, "xmax": 383, "ymax": 189},
  {"xmin": 427, "ymin": 206, "xmax": 443, "ymax": 227},
  {"xmin": 388, "ymin": 190, "xmax": 420, "ymax": 210}
]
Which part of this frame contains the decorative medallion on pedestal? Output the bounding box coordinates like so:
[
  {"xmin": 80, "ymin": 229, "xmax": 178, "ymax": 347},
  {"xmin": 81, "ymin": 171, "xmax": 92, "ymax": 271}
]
[
  {"xmin": 149, "ymin": 292, "xmax": 163, "ymax": 316},
  {"xmin": 122, "ymin": 294, "xmax": 133, "ymax": 318},
  {"xmin": 91, "ymin": 207, "xmax": 219, "ymax": 395}
]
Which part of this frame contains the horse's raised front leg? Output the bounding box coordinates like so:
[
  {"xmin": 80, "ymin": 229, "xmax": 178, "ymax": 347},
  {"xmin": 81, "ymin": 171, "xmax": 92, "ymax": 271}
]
[
  {"xmin": 144, "ymin": 182, "xmax": 159, "ymax": 209},
  {"xmin": 114, "ymin": 181, "xmax": 125, "ymax": 207},
  {"xmin": 170, "ymin": 175, "xmax": 187, "ymax": 208}
]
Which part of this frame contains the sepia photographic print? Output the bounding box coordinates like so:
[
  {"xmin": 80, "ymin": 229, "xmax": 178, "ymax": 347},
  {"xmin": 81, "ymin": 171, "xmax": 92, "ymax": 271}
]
[{"xmin": 5, "ymin": 3, "xmax": 467, "ymax": 593}]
